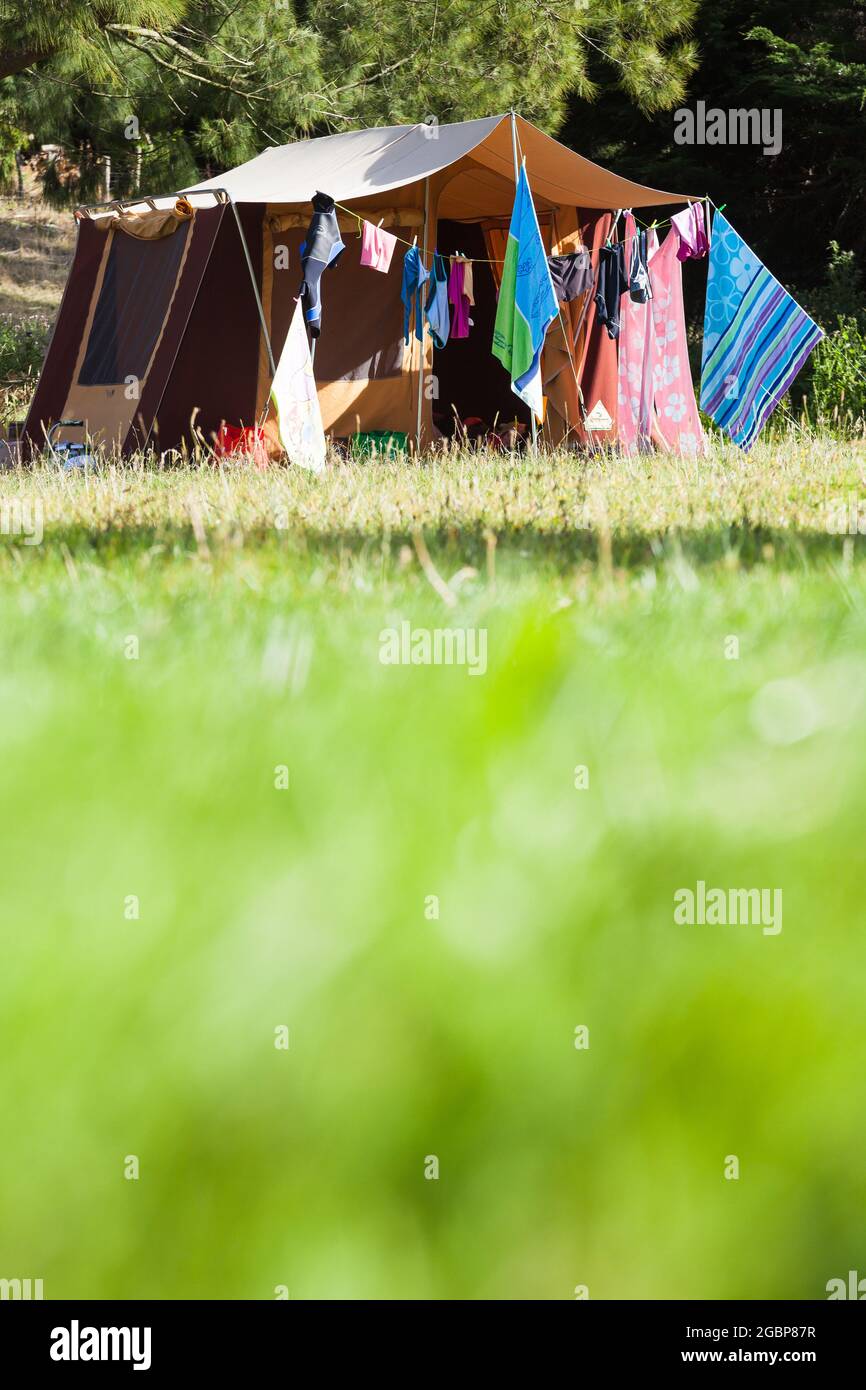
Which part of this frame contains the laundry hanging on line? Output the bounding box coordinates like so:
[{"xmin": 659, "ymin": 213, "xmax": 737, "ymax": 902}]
[
  {"xmin": 547, "ymin": 249, "xmax": 594, "ymax": 305},
  {"xmin": 299, "ymin": 191, "xmax": 345, "ymax": 338},
  {"xmin": 647, "ymin": 225, "xmax": 706, "ymax": 455},
  {"xmin": 401, "ymin": 244, "xmax": 429, "ymax": 344},
  {"xmin": 360, "ymin": 219, "xmax": 398, "ymax": 273},
  {"xmin": 425, "ymin": 252, "xmax": 450, "ymax": 349},
  {"xmin": 491, "ymin": 163, "xmax": 559, "ymax": 422},
  {"xmin": 458, "ymin": 256, "xmax": 475, "ymax": 307},
  {"xmin": 617, "ymin": 214, "xmax": 705, "ymax": 457},
  {"xmin": 448, "ymin": 256, "xmax": 473, "ymax": 338},
  {"xmin": 595, "ymin": 241, "xmax": 628, "ymax": 340},
  {"xmin": 627, "ymin": 225, "xmax": 653, "ymax": 303},
  {"xmin": 617, "ymin": 214, "xmax": 658, "ymax": 452},
  {"xmin": 268, "ymin": 298, "xmax": 327, "ymax": 473},
  {"xmin": 672, "ymin": 201, "xmax": 709, "ymax": 261}
]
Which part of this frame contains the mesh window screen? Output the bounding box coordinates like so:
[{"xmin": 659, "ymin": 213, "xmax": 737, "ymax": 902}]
[{"xmin": 79, "ymin": 223, "xmax": 190, "ymax": 386}]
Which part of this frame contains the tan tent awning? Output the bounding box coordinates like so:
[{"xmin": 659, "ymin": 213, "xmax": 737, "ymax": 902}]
[{"xmin": 185, "ymin": 114, "xmax": 696, "ymax": 209}]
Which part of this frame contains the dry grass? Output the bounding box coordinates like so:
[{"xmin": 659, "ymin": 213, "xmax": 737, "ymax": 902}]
[
  {"xmin": 0, "ymin": 194, "xmax": 74, "ymax": 317},
  {"xmin": 1, "ymin": 437, "xmax": 864, "ymax": 573},
  {"xmin": 0, "ymin": 195, "xmax": 76, "ymax": 430}
]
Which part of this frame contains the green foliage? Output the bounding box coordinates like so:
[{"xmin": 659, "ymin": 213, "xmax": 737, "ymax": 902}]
[
  {"xmin": 0, "ymin": 315, "xmax": 50, "ymax": 428},
  {"xmin": 0, "ymin": 98, "xmax": 27, "ymax": 189},
  {"xmin": 800, "ymin": 242, "xmax": 866, "ymax": 332},
  {"xmin": 807, "ymin": 317, "xmax": 866, "ymax": 434},
  {"xmin": 310, "ymin": 0, "xmax": 698, "ymax": 129},
  {"xmin": 793, "ymin": 244, "xmax": 866, "ymax": 435},
  {"xmin": 564, "ymin": 1, "xmax": 866, "ymax": 291},
  {"xmin": 0, "ymin": 2, "xmax": 188, "ymax": 81},
  {"xmin": 2, "ymin": 1, "xmax": 701, "ymax": 205},
  {"xmin": 0, "ymin": 314, "xmax": 49, "ymax": 378}
]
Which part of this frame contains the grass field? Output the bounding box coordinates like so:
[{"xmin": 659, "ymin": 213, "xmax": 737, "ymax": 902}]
[{"xmin": 1, "ymin": 441, "xmax": 865, "ymax": 1299}]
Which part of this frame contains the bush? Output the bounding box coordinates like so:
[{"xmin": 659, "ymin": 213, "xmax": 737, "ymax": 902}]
[
  {"xmin": 0, "ymin": 315, "xmax": 50, "ymax": 380},
  {"xmin": 805, "ymin": 317, "xmax": 866, "ymax": 434},
  {"xmin": 793, "ymin": 244, "xmax": 866, "ymax": 435},
  {"xmin": 0, "ymin": 316, "xmax": 51, "ymax": 429}
]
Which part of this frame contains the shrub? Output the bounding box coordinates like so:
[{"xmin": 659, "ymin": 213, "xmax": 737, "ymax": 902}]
[
  {"xmin": 793, "ymin": 244, "xmax": 866, "ymax": 435},
  {"xmin": 0, "ymin": 315, "xmax": 50, "ymax": 379},
  {"xmin": 805, "ymin": 316, "xmax": 866, "ymax": 434}
]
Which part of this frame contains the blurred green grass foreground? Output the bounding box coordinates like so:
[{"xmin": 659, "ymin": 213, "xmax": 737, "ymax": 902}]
[{"xmin": 1, "ymin": 440, "xmax": 865, "ymax": 1300}]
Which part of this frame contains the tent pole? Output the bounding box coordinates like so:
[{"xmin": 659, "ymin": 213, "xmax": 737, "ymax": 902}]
[
  {"xmin": 510, "ymin": 112, "xmax": 538, "ymax": 451},
  {"xmin": 229, "ymin": 195, "xmax": 277, "ymax": 380},
  {"xmin": 415, "ymin": 176, "xmax": 430, "ymax": 454}
]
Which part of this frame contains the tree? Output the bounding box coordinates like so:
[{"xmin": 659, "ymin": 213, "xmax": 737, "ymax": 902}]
[
  {"xmin": 0, "ymin": 2, "xmax": 187, "ymax": 80},
  {"xmin": 8, "ymin": 0, "xmax": 702, "ymax": 203},
  {"xmin": 309, "ymin": 0, "xmax": 699, "ymax": 130},
  {"xmin": 560, "ymin": 0, "xmax": 866, "ymax": 289}
]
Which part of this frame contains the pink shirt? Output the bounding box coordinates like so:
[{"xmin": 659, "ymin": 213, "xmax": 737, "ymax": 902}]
[
  {"xmin": 360, "ymin": 220, "xmax": 398, "ymax": 273},
  {"xmin": 671, "ymin": 202, "xmax": 709, "ymax": 261},
  {"xmin": 448, "ymin": 259, "xmax": 471, "ymax": 338}
]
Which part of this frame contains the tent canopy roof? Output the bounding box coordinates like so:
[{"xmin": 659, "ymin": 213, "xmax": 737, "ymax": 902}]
[{"xmin": 185, "ymin": 114, "xmax": 695, "ymax": 211}]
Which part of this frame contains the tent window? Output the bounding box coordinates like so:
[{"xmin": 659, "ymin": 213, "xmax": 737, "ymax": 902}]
[{"xmin": 79, "ymin": 224, "xmax": 190, "ymax": 386}]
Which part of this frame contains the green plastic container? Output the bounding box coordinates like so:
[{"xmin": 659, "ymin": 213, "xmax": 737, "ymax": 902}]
[{"xmin": 351, "ymin": 430, "xmax": 409, "ymax": 459}]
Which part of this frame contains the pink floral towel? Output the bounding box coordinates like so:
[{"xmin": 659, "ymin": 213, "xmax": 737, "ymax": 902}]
[
  {"xmin": 617, "ymin": 221, "xmax": 706, "ymax": 457},
  {"xmin": 648, "ymin": 230, "xmax": 706, "ymax": 454},
  {"xmin": 617, "ymin": 214, "xmax": 656, "ymax": 452}
]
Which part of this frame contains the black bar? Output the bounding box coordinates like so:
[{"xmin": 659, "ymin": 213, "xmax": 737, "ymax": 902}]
[{"xmin": 1, "ymin": 1299, "xmax": 862, "ymax": 1374}]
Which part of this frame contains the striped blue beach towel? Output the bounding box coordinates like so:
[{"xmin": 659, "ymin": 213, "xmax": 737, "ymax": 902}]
[{"xmin": 700, "ymin": 211, "xmax": 823, "ymax": 450}]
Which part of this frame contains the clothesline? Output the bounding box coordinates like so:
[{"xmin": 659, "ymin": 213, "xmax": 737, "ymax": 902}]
[
  {"xmin": 331, "ymin": 195, "xmax": 722, "ymax": 267},
  {"xmin": 617, "ymin": 198, "xmax": 725, "ymax": 250},
  {"xmin": 332, "ymin": 198, "xmax": 505, "ymax": 265}
]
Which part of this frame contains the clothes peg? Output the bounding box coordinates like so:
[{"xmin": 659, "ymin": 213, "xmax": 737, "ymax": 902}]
[{"xmin": 412, "ymin": 234, "xmax": 418, "ymax": 248}]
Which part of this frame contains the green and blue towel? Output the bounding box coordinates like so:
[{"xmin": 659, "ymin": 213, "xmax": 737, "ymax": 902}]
[{"xmin": 492, "ymin": 164, "xmax": 558, "ymax": 422}]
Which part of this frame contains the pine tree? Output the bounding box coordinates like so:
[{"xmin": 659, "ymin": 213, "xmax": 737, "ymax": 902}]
[
  {"xmin": 561, "ymin": 0, "xmax": 866, "ymax": 287},
  {"xmin": 0, "ymin": 2, "xmax": 187, "ymax": 80},
  {"xmin": 5, "ymin": 0, "xmax": 703, "ymax": 203},
  {"xmin": 309, "ymin": 0, "xmax": 699, "ymax": 130}
]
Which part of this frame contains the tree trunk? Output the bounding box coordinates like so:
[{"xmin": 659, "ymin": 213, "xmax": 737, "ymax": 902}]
[{"xmin": 0, "ymin": 47, "xmax": 52, "ymax": 80}]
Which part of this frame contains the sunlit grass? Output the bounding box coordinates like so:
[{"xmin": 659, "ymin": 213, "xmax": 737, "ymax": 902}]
[
  {"xmin": 0, "ymin": 440, "xmax": 864, "ymax": 1299},
  {"xmin": 3, "ymin": 433, "xmax": 866, "ymax": 544}
]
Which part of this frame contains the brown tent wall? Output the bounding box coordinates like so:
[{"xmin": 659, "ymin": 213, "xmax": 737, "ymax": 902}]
[
  {"xmin": 574, "ymin": 210, "xmax": 618, "ymax": 446},
  {"xmin": 258, "ymin": 187, "xmax": 427, "ymax": 442},
  {"xmin": 148, "ymin": 203, "xmax": 263, "ymax": 453},
  {"xmin": 23, "ymin": 202, "xmax": 229, "ymax": 456},
  {"xmin": 22, "ymin": 219, "xmax": 106, "ymax": 453}
]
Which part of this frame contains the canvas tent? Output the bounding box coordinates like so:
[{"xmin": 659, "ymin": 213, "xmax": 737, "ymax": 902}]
[{"xmin": 24, "ymin": 114, "xmax": 695, "ymax": 456}]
